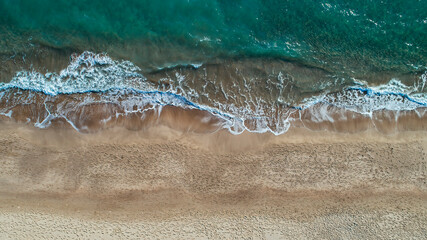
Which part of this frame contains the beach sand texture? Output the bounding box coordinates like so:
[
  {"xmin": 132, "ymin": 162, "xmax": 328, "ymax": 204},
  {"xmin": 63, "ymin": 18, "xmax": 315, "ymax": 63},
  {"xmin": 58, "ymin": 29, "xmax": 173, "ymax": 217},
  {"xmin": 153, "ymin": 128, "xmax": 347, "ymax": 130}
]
[{"xmin": 0, "ymin": 121, "xmax": 426, "ymax": 239}]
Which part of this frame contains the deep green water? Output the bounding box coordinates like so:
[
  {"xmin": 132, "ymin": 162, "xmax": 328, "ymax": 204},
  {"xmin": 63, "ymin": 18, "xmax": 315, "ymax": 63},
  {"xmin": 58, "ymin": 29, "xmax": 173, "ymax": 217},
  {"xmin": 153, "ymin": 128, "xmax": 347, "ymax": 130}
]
[{"xmin": 1, "ymin": 0, "xmax": 426, "ymax": 75}]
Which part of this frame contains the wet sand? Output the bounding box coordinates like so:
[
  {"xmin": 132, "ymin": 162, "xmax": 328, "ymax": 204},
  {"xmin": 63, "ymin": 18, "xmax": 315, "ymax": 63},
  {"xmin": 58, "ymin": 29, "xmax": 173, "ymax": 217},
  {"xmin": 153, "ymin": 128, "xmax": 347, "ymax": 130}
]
[{"xmin": 0, "ymin": 120, "xmax": 426, "ymax": 239}]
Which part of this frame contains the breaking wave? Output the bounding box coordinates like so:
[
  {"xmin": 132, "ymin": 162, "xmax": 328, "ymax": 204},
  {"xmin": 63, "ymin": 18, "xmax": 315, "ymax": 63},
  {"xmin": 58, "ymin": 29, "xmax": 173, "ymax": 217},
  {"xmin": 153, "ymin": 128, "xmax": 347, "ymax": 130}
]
[{"xmin": 0, "ymin": 52, "xmax": 426, "ymax": 134}]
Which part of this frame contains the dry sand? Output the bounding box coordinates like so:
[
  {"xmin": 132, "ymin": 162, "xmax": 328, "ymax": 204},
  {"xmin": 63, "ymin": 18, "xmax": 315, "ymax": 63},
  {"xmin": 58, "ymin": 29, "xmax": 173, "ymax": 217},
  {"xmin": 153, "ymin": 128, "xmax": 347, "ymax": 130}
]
[{"xmin": 0, "ymin": 120, "xmax": 426, "ymax": 239}]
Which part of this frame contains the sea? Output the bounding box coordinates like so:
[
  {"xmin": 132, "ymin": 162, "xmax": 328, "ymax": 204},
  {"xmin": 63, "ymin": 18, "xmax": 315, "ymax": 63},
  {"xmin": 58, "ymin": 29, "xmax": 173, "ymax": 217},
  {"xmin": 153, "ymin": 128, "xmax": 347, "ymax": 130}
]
[{"xmin": 0, "ymin": 0, "xmax": 426, "ymax": 134}]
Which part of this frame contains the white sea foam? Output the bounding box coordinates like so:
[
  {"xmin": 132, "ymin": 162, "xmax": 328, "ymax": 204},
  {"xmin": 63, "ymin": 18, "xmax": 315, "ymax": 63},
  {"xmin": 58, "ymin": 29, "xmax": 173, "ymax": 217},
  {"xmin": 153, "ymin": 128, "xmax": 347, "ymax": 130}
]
[
  {"xmin": 0, "ymin": 52, "xmax": 426, "ymax": 134},
  {"xmin": 0, "ymin": 51, "xmax": 155, "ymax": 95}
]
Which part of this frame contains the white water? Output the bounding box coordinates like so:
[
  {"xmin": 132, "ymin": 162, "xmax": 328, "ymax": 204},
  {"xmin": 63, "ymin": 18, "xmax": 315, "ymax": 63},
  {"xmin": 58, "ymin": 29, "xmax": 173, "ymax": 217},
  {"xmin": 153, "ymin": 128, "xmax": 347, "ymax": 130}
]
[{"xmin": 0, "ymin": 52, "xmax": 426, "ymax": 134}]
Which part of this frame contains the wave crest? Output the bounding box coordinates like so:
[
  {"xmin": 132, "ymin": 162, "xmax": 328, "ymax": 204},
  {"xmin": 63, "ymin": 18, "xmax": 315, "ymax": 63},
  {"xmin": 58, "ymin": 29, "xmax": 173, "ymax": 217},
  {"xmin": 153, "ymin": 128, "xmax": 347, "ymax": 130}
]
[{"xmin": 0, "ymin": 52, "xmax": 426, "ymax": 134}]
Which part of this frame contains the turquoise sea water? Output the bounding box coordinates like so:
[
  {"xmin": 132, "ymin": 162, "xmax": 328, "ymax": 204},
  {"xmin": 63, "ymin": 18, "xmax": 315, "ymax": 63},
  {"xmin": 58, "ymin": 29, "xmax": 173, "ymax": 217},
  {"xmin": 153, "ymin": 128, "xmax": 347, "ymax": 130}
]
[
  {"xmin": 0, "ymin": 0, "xmax": 426, "ymax": 133},
  {"xmin": 1, "ymin": 0, "xmax": 426, "ymax": 73}
]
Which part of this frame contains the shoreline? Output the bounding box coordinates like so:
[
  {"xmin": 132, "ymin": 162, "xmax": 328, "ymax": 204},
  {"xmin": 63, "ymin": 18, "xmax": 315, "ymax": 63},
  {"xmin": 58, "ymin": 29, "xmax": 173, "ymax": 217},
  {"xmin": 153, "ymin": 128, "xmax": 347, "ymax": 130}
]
[
  {"xmin": 1, "ymin": 88, "xmax": 427, "ymax": 134},
  {"xmin": 0, "ymin": 120, "xmax": 426, "ymax": 238}
]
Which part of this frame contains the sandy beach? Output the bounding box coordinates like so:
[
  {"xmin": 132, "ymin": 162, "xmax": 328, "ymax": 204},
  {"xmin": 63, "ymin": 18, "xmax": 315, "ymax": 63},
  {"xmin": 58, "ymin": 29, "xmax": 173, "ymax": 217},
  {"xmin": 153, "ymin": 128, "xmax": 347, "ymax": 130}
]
[
  {"xmin": 2, "ymin": 1, "xmax": 426, "ymax": 238},
  {"xmin": 0, "ymin": 120, "xmax": 425, "ymax": 239}
]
